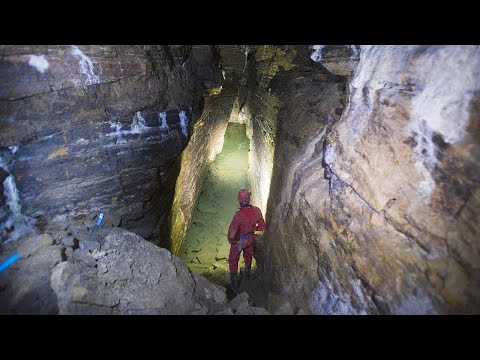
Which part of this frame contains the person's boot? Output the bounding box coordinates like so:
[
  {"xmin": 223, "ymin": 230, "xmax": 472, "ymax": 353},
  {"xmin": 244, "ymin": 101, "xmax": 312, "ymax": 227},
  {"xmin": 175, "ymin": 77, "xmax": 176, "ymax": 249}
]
[
  {"xmin": 244, "ymin": 264, "xmax": 251, "ymax": 278},
  {"xmin": 230, "ymin": 272, "xmax": 238, "ymax": 293}
]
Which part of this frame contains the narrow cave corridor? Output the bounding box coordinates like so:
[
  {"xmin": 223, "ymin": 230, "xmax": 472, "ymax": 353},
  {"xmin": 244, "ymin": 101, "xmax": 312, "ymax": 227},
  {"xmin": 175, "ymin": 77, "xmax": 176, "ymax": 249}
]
[
  {"xmin": 180, "ymin": 123, "xmax": 251, "ymax": 289},
  {"xmin": 0, "ymin": 45, "xmax": 479, "ymax": 315}
]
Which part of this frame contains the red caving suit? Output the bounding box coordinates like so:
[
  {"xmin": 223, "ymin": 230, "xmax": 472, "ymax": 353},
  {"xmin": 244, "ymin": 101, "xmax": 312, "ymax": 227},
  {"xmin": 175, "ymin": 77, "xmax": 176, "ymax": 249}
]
[{"xmin": 227, "ymin": 205, "xmax": 266, "ymax": 273}]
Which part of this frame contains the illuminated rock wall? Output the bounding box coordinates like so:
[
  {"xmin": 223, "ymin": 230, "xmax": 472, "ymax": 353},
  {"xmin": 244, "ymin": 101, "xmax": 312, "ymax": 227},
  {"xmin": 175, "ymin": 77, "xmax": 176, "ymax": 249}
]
[
  {"xmin": 169, "ymin": 46, "xmax": 245, "ymax": 254},
  {"xmin": 248, "ymin": 45, "xmax": 480, "ymax": 314}
]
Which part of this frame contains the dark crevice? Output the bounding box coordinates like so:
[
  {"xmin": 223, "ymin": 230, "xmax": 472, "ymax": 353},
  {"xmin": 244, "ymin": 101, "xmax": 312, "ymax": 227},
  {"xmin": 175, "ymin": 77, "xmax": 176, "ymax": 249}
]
[{"xmin": 60, "ymin": 247, "xmax": 68, "ymax": 261}]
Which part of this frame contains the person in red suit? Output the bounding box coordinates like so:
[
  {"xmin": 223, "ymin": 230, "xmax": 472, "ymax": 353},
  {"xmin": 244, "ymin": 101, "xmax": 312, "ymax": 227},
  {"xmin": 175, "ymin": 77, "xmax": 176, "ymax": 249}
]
[{"xmin": 227, "ymin": 189, "xmax": 266, "ymax": 293}]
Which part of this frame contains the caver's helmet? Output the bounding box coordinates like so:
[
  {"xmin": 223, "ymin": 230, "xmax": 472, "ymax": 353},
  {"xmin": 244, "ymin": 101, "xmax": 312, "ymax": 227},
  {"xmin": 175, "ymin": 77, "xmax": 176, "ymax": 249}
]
[{"xmin": 237, "ymin": 189, "xmax": 251, "ymax": 205}]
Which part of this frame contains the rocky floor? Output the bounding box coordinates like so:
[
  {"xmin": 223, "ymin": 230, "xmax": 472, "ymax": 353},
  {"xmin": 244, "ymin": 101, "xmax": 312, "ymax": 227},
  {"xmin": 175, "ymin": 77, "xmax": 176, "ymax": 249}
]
[
  {"xmin": 0, "ymin": 213, "xmax": 271, "ymax": 314},
  {"xmin": 0, "ymin": 213, "xmax": 114, "ymax": 314},
  {"xmin": 180, "ymin": 123, "xmax": 254, "ymax": 289}
]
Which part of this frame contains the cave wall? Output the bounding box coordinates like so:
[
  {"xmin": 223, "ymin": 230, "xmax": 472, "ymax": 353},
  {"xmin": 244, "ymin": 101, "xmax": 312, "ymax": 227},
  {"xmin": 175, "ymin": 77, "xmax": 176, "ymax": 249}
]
[
  {"xmin": 249, "ymin": 45, "xmax": 480, "ymax": 314},
  {"xmin": 0, "ymin": 45, "xmax": 223, "ymax": 243},
  {"xmin": 220, "ymin": 45, "xmax": 249, "ymax": 125},
  {"xmin": 244, "ymin": 45, "xmax": 350, "ymax": 313},
  {"xmin": 243, "ymin": 46, "xmax": 297, "ymax": 214},
  {"xmin": 169, "ymin": 45, "xmax": 246, "ymax": 255}
]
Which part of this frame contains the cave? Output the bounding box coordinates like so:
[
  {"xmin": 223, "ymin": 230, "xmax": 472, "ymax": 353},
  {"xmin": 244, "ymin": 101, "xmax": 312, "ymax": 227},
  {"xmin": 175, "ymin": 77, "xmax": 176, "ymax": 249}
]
[
  {"xmin": 180, "ymin": 122, "xmax": 252, "ymax": 290},
  {"xmin": 0, "ymin": 45, "xmax": 479, "ymax": 315}
]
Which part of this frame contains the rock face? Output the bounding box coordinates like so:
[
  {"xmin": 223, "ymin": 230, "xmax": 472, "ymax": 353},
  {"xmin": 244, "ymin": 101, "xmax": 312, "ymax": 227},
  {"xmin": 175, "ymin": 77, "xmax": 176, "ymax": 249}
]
[
  {"xmin": 0, "ymin": 233, "xmax": 62, "ymax": 314},
  {"xmin": 179, "ymin": 123, "xmax": 250, "ymax": 288},
  {"xmin": 168, "ymin": 94, "xmax": 231, "ymax": 254},
  {"xmin": 0, "ymin": 45, "xmax": 223, "ymax": 244},
  {"xmin": 51, "ymin": 227, "xmax": 225, "ymax": 314},
  {"xmin": 50, "ymin": 227, "xmax": 269, "ymax": 314},
  {"xmin": 248, "ymin": 45, "xmax": 480, "ymax": 314},
  {"xmin": 0, "ymin": 146, "xmax": 37, "ymax": 243},
  {"xmin": 169, "ymin": 46, "xmax": 246, "ymax": 255},
  {"xmin": 309, "ymin": 45, "xmax": 359, "ymax": 76},
  {"xmin": 245, "ymin": 46, "xmax": 298, "ymax": 213}
]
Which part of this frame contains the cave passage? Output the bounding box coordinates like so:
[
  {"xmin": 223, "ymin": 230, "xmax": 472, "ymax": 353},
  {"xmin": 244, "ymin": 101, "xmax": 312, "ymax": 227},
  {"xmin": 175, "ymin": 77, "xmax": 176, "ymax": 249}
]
[{"xmin": 180, "ymin": 123, "xmax": 252, "ymax": 288}]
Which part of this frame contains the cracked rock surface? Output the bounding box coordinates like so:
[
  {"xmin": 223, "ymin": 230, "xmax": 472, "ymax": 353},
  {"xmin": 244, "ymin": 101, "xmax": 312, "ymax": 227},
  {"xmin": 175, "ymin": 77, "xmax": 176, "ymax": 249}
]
[{"xmin": 50, "ymin": 227, "xmax": 269, "ymax": 314}]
